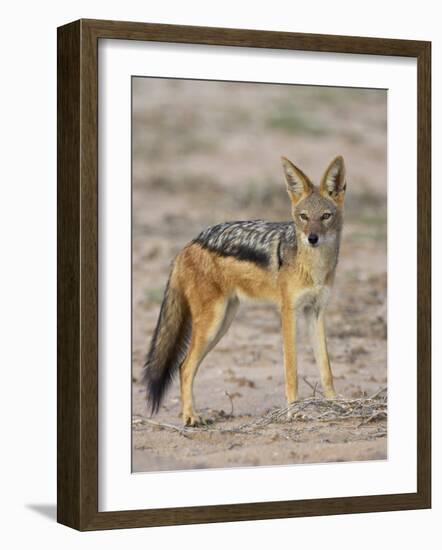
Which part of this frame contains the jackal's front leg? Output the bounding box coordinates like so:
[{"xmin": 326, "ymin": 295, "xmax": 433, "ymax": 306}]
[
  {"xmin": 281, "ymin": 301, "xmax": 297, "ymax": 404},
  {"xmin": 309, "ymin": 312, "xmax": 336, "ymax": 399}
]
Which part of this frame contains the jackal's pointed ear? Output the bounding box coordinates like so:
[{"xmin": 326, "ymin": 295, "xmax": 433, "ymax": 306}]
[
  {"xmin": 320, "ymin": 156, "xmax": 347, "ymax": 205},
  {"xmin": 281, "ymin": 157, "xmax": 313, "ymax": 204}
]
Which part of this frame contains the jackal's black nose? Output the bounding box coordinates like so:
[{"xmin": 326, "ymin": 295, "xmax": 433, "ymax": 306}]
[{"xmin": 308, "ymin": 233, "xmax": 319, "ymax": 245}]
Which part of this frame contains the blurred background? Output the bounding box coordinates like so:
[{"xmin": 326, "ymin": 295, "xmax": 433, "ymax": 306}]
[{"xmin": 131, "ymin": 78, "xmax": 387, "ymax": 472}]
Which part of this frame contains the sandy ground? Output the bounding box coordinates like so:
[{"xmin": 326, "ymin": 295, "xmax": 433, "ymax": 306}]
[{"xmin": 131, "ymin": 79, "xmax": 387, "ymax": 472}]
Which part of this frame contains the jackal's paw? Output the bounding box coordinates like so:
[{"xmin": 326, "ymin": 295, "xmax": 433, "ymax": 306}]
[
  {"xmin": 183, "ymin": 413, "xmax": 206, "ymax": 427},
  {"xmin": 324, "ymin": 389, "xmax": 337, "ymax": 399}
]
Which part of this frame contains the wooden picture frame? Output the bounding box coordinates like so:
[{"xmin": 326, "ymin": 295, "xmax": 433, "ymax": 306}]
[{"xmin": 57, "ymin": 18, "xmax": 431, "ymax": 530}]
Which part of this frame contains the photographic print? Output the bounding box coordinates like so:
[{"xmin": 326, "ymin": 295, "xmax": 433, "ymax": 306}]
[{"xmin": 131, "ymin": 77, "xmax": 388, "ymax": 473}]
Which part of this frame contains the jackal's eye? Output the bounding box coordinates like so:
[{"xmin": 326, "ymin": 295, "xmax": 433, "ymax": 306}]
[
  {"xmin": 321, "ymin": 212, "xmax": 332, "ymax": 221},
  {"xmin": 299, "ymin": 213, "xmax": 309, "ymax": 221}
]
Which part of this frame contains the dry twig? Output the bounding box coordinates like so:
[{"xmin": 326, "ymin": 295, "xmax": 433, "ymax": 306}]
[
  {"xmin": 224, "ymin": 391, "xmax": 235, "ymax": 417},
  {"xmin": 302, "ymin": 376, "xmax": 324, "ymax": 397}
]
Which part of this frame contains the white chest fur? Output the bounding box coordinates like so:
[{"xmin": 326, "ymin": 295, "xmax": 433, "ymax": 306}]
[{"xmin": 295, "ymin": 285, "xmax": 331, "ymax": 312}]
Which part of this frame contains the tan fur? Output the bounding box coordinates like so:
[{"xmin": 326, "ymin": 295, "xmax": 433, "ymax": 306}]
[{"xmin": 162, "ymin": 156, "xmax": 347, "ymax": 425}]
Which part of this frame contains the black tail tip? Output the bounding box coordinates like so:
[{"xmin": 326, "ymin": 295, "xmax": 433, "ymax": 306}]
[
  {"xmin": 142, "ymin": 366, "xmax": 165, "ymax": 416},
  {"xmin": 147, "ymin": 383, "xmax": 162, "ymax": 416}
]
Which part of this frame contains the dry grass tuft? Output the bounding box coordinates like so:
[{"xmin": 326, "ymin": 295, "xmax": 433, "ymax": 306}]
[{"xmin": 132, "ymin": 387, "xmax": 387, "ymax": 438}]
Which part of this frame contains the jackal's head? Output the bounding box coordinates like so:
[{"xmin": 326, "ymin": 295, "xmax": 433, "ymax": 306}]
[{"xmin": 281, "ymin": 156, "xmax": 347, "ymax": 248}]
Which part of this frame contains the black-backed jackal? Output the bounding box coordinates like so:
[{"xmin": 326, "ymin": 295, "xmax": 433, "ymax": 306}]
[{"xmin": 143, "ymin": 156, "xmax": 347, "ymax": 425}]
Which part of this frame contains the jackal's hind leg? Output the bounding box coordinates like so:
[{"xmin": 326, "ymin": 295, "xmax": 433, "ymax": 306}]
[
  {"xmin": 201, "ymin": 296, "xmax": 239, "ymax": 361},
  {"xmin": 180, "ymin": 297, "xmax": 237, "ymax": 426}
]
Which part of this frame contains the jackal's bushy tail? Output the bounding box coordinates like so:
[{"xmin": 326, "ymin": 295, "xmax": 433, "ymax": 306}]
[{"xmin": 142, "ymin": 274, "xmax": 191, "ymax": 414}]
